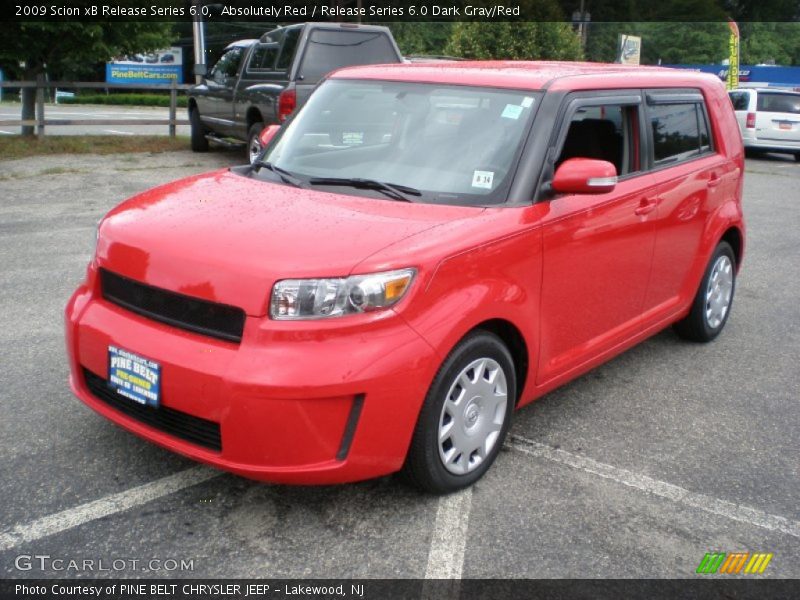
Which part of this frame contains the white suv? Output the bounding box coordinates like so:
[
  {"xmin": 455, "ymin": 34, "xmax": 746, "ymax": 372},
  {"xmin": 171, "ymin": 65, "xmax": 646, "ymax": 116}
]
[{"xmin": 729, "ymin": 88, "xmax": 800, "ymax": 161}]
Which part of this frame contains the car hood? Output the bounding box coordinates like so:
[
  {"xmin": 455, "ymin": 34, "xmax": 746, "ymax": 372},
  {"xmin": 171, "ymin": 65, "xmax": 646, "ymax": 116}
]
[{"xmin": 96, "ymin": 169, "xmax": 483, "ymax": 315}]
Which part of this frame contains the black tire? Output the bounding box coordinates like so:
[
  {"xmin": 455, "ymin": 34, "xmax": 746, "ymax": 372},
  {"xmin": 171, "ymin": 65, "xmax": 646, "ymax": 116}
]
[
  {"xmin": 402, "ymin": 331, "xmax": 516, "ymax": 494},
  {"xmin": 190, "ymin": 107, "xmax": 209, "ymax": 152},
  {"xmin": 794, "ymin": 153, "xmax": 800, "ymax": 162},
  {"xmin": 247, "ymin": 121, "xmax": 265, "ymax": 164},
  {"xmin": 673, "ymin": 241, "xmax": 736, "ymax": 343}
]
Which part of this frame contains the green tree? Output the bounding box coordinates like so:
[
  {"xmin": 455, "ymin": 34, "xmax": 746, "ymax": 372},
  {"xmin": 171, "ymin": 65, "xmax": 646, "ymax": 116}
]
[
  {"xmin": 390, "ymin": 23, "xmax": 455, "ymax": 56},
  {"xmin": 740, "ymin": 23, "xmax": 800, "ymax": 65},
  {"xmin": 445, "ymin": 22, "xmax": 583, "ymax": 60},
  {"xmin": 444, "ymin": 0, "xmax": 582, "ymax": 61},
  {"xmin": 0, "ymin": 20, "xmax": 173, "ymax": 135},
  {"xmin": 585, "ymin": 22, "xmax": 729, "ymax": 64}
]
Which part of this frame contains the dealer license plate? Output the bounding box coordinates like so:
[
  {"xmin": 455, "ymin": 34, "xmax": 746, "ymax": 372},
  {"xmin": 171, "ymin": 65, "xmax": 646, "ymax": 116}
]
[{"xmin": 108, "ymin": 345, "xmax": 161, "ymax": 407}]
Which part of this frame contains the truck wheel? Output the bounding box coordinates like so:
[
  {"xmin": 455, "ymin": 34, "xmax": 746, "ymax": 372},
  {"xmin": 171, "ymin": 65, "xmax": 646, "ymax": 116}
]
[
  {"xmin": 248, "ymin": 122, "xmax": 265, "ymax": 164},
  {"xmin": 673, "ymin": 241, "xmax": 736, "ymax": 343},
  {"xmin": 190, "ymin": 108, "xmax": 209, "ymax": 152},
  {"xmin": 402, "ymin": 331, "xmax": 515, "ymax": 494}
]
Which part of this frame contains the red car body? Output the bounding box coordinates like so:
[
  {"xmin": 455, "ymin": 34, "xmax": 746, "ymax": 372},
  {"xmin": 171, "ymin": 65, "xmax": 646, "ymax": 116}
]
[{"xmin": 65, "ymin": 62, "xmax": 745, "ymax": 485}]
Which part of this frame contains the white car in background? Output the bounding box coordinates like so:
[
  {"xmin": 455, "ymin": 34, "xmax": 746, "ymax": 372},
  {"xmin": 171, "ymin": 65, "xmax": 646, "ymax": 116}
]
[{"xmin": 729, "ymin": 88, "xmax": 800, "ymax": 161}]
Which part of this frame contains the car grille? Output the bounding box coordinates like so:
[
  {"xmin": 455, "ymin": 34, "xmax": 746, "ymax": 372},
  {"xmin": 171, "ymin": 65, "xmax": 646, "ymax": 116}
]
[
  {"xmin": 99, "ymin": 268, "xmax": 246, "ymax": 343},
  {"xmin": 83, "ymin": 368, "xmax": 222, "ymax": 452}
]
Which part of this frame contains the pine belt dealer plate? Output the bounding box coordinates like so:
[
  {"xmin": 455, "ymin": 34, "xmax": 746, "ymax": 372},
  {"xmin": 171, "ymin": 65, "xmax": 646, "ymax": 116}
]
[{"xmin": 108, "ymin": 345, "xmax": 161, "ymax": 407}]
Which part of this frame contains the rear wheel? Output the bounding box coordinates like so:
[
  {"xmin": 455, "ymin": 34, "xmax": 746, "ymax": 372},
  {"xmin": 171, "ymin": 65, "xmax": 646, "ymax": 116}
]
[
  {"xmin": 190, "ymin": 108, "xmax": 208, "ymax": 152},
  {"xmin": 794, "ymin": 153, "xmax": 800, "ymax": 162},
  {"xmin": 402, "ymin": 331, "xmax": 515, "ymax": 494},
  {"xmin": 247, "ymin": 122, "xmax": 265, "ymax": 164},
  {"xmin": 673, "ymin": 241, "xmax": 736, "ymax": 342}
]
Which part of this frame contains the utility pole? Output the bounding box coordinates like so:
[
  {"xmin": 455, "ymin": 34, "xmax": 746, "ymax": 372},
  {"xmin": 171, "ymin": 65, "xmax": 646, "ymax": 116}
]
[
  {"xmin": 192, "ymin": 0, "xmax": 207, "ymax": 84},
  {"xmin": 571, "ymin": 0, "xmax": 591, "ymax": 50}
]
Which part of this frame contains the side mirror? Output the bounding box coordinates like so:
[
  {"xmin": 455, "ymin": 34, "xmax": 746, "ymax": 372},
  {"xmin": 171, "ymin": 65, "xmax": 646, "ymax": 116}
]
[
  {"xmin": 552, "ymin": 158, "xmax": 618, "ymax": 195},
  {"xmin": 259, "ymin": 124, "xmax": 281, "ymax": 147}
]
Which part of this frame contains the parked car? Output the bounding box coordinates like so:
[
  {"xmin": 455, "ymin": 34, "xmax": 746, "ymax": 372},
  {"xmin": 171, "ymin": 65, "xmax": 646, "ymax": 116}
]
[
  {"xmin": 728, "ymin": 88, "xmax": 800, "ymax": 160},
  {"xmin": 187, "ymin": 22, "xmax": 404, "ymax": 163},
  {"xmin": 159, "ymin": 53, "xmax": 175, "ymax": 64},
  {"xmin": 67, "ymin": 61, "xmax": 745, "ymax": 493}
]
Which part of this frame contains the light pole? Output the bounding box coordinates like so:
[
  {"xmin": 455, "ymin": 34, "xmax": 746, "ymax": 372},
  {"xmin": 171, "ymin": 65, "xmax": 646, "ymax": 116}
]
[
  {"xmin": 192, "ymin": 0, "xmax": 207, "ymax": 84},
  {"xmin": 571, "ymin": 0, "xmax": 591, "ymax": 49}
]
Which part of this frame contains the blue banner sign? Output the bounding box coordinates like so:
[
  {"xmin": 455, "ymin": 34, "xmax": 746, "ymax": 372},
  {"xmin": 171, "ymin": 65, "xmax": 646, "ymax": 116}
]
[{"xmin": 106, "ymin": 47, "xmax": 183, "ymax": 85}]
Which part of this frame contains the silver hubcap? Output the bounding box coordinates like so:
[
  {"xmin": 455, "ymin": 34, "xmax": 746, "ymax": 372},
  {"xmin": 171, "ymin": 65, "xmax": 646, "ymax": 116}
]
[
  {"xmin": 249, "ymin": 135, "xmax": 262, "ymax": 164},
  {"xmin": 705, "ymin": 255, "xmax": 733, "ymax": 329},
  {"xmin": 438, "ymin": 358, "xmax": 508, "ymax": 475}
]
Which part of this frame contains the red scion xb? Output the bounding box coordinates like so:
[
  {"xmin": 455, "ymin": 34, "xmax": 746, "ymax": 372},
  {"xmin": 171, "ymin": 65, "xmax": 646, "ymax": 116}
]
[{"xmin": 65, "ymin": 62, "xmax": 745, "ymax": 493}]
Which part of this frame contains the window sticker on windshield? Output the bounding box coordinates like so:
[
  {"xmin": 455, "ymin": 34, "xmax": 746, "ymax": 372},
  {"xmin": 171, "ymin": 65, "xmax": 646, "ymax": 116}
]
[
  {"xmin": 342, "ymin": 132, "xmax": 364, "ymax": 145},
  {"xmin": 501, "ymin": 104, "xmax": 524, "ymax": 120},
  {"xmin": 472, "ymin": 170, "xmax": 494, "ymax": 189},
  {"xmin": 521, "ymin": 97, "xmax": 534, "ymax": 108}
]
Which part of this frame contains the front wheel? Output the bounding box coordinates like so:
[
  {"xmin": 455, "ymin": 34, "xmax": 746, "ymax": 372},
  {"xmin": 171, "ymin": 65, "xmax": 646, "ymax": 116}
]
[
  {"xmin": 247, "ymin": 122, "xmax": 265, "ymax": 164},
  {"xmin": 673, "ymin": 241, "xmax": 736, "ymax": 342},
  {"xmin": 403, "ymin": 331, "xmax": 515, "ymax": 494}
]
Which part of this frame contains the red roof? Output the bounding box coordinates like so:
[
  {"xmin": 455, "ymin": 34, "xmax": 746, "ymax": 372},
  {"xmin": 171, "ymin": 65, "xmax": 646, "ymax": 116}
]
[{"xmin": 331, "ymin": 60, "xmax": 721, "ymax": 91}]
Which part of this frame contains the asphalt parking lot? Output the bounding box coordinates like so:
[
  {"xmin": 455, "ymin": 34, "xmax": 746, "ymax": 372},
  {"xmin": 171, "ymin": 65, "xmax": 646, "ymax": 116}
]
[{"xmin": 0, "ymin": 148, "xmax": 798, "ymax": 580}]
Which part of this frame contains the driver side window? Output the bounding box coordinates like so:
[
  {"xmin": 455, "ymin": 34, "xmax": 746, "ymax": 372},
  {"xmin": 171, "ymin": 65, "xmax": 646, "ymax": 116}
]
[
  {"xmin": 555, "ymin": 103, "xmax": 641, "ymax": 177},
  {"xmin": 210, "ymin": 47, "xmax": 245, "ymax": 84}
]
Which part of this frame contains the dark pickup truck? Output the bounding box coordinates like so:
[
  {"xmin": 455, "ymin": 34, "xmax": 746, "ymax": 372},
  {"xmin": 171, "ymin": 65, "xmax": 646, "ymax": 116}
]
[{"xmin": 187, "ymin": 22, "xmax": 404, "ymax": 162}]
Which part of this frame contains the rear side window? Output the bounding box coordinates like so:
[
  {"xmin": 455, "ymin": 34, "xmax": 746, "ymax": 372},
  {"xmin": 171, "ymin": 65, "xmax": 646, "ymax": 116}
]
[
  {"xmin": 757, "ymin": 92, "xmax": 800, "ymax": 114},
  {"xmin": 247, "ymin": 44, "xmax": 279, "ymax": 71},
  {"xmin": 729, "ymin": 91, "xmax": 749, "ymax": 111},
  {"xmin": 649, "ymin": 102, "xmax": 712, "ymax": 164},
  {"xmin": 297, "ymin": 30, "xmax": 398, "ymax": 83}
]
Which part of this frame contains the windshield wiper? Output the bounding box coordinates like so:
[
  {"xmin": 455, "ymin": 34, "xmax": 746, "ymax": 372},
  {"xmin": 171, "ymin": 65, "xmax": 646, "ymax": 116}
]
[
  {"xmin": 307, "ymin": 177, "xmax": 421, "ymax": 202},
  {"xmin": 253, "ymin": 161, "xmax": 305, "ymax": 188}
]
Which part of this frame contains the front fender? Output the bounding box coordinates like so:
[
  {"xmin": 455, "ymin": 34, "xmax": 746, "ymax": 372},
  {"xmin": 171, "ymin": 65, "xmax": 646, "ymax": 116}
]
[{"xmin": 398, "ymin": 226, "xmax": 543, "ymax": 404}]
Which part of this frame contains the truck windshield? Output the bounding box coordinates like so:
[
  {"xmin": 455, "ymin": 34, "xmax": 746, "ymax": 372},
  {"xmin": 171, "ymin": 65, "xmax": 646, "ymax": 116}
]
[{"xmin": 262, "ymin": 79, "xmax": 539, "ymax": 205}]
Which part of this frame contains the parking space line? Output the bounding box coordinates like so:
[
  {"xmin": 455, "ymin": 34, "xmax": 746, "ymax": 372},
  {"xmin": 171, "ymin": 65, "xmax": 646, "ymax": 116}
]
[
  {"xmin": 423, "ymin": 487, "xmax": 473, "ymax": 582},
  {"xmin": 0, "ymin": 466, "xmax": 221, "ymax": 551},
  {"xmin": 507, "ymin": 434, "xmax": 800, "ymax": 539},
  {"xmin": 104, "ymin": 129, "xmax": 135, "ymax": 136}
]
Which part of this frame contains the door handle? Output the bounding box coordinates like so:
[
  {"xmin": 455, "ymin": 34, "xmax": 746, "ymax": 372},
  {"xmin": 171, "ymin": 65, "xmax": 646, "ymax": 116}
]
[
  {"xmin": 708, "ymin": 173, "xmax": 723, "ymax": 188},
  {"xmin": 635, "ymin": 198, "xmax": 658, "ymax": 216}
]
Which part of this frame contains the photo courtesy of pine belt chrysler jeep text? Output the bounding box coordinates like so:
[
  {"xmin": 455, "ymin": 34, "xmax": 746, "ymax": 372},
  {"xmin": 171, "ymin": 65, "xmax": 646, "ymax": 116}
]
[{"xmin": 66, "ymin": 61, "xmax": 745, "ymax": 493}]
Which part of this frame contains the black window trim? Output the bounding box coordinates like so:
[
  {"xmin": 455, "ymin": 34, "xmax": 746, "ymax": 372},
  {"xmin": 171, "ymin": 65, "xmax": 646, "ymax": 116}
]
[{"xmin": 645, "ymin": 88, "xmax": 716, "ymax": 172}]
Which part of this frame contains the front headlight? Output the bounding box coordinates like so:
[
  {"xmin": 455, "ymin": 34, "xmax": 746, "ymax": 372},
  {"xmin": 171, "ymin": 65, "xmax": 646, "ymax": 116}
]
[{"xmin": 270, "ymin": 268, "xmax": 416, "ymax": 320}]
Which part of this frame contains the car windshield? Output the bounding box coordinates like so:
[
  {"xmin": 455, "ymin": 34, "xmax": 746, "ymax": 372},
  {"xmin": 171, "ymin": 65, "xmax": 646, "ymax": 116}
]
[{"xmin": 260, "ymin": 79, "xmax": 539, "ymax": 205}]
